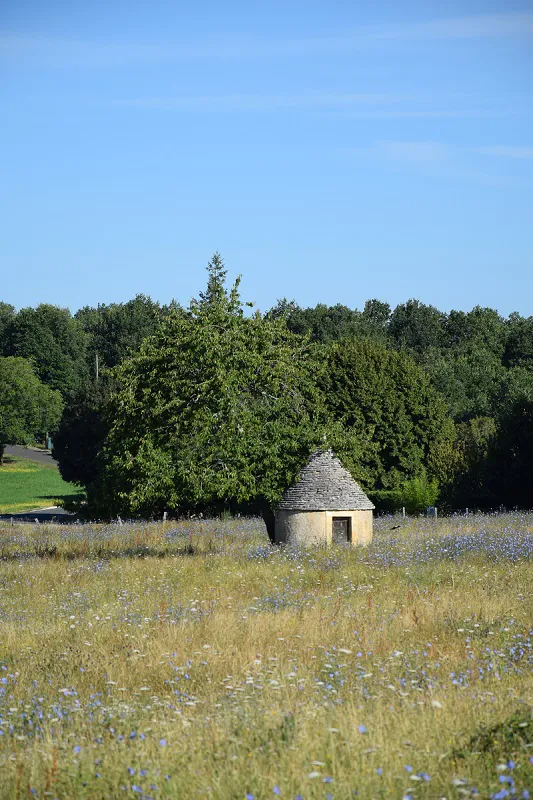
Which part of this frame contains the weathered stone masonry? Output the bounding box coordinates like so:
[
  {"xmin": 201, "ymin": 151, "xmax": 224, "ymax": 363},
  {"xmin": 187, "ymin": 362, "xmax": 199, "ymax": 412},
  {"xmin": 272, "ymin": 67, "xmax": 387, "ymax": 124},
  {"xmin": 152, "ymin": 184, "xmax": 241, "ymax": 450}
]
[{"xmin": 275, "ymin": 449, "xmax": 374, "ymax": 546}]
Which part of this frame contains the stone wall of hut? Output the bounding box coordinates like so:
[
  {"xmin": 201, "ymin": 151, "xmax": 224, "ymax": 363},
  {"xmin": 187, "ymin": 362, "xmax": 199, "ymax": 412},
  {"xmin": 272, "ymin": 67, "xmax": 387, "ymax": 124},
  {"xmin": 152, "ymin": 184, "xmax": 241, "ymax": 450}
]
[{"xmin": 275, "ymin": 509, "xmax": 373, "ymax": 546}]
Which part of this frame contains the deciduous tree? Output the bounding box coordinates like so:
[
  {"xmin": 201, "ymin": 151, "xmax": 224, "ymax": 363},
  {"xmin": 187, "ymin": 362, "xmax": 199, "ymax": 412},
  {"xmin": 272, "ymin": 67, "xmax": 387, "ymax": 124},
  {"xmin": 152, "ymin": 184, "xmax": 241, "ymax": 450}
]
[
  {"xmin": 76, "ymin": 294, "xmax": 166, "ymax": 374},
  {"xmin": 319, "ymin": 338, "xmax": 456, "ymax": 494},
  {"xmin": 388, "ymin": 299, "xmax": 446, "ymax": 355},
  {"xmin": 0, "ymin": 357, "xmax": 63, "ymax": 462},
  {"xmin": 91, "ymin": 255, "xmax": 363, "ymax": 536},
  {"xmin": 3, "ymin": 305, "xmax": 87, "ymax": 396},
  {"xmin": 52, "ymin": 377, "xmax": 114, "ymax": 489},
  {"xmin": 0, "ymin": 302, "xmax": 15, "ymax": 349}
]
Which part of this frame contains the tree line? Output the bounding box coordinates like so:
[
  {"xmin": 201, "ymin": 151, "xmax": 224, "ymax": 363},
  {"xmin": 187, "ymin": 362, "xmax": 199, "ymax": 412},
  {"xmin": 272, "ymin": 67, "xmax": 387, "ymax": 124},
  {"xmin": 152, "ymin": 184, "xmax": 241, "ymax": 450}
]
[{"xmin": 1, "ymin": 254, "xmax": 532, "ymax": 523}]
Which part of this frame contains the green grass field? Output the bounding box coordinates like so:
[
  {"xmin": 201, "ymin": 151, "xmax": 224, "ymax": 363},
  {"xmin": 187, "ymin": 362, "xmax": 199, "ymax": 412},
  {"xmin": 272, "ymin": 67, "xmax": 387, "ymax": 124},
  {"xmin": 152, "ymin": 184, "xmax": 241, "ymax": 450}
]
[
  {"xmin": 0, "ymin": 513, "xmax": 532, "ymax": 799},
  {"xmin": 0, "ymin": 455, "xmax": 83, "ymax": 513}
]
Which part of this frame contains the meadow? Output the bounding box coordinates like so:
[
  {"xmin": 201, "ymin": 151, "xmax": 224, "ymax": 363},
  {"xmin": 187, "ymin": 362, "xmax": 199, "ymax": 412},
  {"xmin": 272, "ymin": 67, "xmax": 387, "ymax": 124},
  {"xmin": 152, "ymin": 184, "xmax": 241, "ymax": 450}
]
[
  {"xmin": 0, "ymin": 455, "xmax": 83, "ymax": 514},
  {"xmin": 0, "ymin": 513, "xmax": 532, "ymax": 800}
]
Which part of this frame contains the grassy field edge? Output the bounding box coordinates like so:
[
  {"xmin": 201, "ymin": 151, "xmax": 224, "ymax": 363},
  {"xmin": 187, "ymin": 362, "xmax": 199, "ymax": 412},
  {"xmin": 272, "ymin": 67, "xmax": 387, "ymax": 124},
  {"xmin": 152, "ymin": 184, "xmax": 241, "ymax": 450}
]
[{"xmin": 0, "ymin": 454, "xmax": 84, "ymax": 513}]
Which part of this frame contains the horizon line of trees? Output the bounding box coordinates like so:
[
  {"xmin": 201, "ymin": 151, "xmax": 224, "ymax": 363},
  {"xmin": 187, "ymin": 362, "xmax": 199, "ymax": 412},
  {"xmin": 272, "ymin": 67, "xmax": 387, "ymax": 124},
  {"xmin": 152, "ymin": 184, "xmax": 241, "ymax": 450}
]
[{"xmin": 1, "ymin": 256, "xmax": 532, "ymax": 519}]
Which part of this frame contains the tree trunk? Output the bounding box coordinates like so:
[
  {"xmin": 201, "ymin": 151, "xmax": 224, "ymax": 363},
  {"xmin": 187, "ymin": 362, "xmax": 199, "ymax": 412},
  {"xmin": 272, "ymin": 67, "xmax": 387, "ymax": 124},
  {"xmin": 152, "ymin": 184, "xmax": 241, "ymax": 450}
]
[
  {"xmin": 260, "ymin": 506, "xmax": 276, "ymax": 545},
  {"xmin": 0, "ymin": 444, "xmax": 4, "ymax": 465}
]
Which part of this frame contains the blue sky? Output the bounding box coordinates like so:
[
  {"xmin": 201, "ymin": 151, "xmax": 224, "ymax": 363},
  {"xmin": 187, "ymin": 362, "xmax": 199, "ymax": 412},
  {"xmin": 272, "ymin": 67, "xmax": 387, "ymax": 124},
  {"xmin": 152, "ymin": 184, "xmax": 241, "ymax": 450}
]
[{"xmin": 1, "ymin": 1, "xmax": 532, "ymax": 316}]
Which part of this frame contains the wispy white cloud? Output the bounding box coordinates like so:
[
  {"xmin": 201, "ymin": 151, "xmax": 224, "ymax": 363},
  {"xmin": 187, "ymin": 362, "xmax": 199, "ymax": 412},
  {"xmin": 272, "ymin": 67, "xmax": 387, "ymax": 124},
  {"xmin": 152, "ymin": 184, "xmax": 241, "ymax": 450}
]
[
  {"xmin": 477, "ymin": 145, "xmax": 533, "ymax": 159},
  {"xmin": 336, "ymin": 108, "xmax": 506, "ymax": 120},
  {"xmin": 347, "ymin": 140, "xmax": 526, "ymax": 188},
  {"xmin": 362, "ymin": 140, "xmax": 533, "ymax": 169},
  {"xmin": 369, "ymin": 140, "xmax": 451, "ymax": 164},
  {"xmin": 1, "ymin": 11, "xmax": 532, "ymax": 68},
  {"xmin": 0, "ymin": 34, "xmax": 169, "ymax": 68},
  {"xmin": 125, "ymin": 93, "xmax": 506, "ymax": 119},
  {"xmin": 372, "ymin": 12, "xmax": 533, "ymax": 41},
  {"xmin": 127, "ymin": 92, "xmax": 416, "ymax": 112}
]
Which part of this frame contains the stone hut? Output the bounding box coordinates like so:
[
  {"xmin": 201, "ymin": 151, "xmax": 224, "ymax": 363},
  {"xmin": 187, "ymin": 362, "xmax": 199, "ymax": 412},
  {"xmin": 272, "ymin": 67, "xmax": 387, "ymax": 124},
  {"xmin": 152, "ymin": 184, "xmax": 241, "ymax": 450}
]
[{"xmin": 275, "ymin": 449, "xmax": 374, "ymax": 546}]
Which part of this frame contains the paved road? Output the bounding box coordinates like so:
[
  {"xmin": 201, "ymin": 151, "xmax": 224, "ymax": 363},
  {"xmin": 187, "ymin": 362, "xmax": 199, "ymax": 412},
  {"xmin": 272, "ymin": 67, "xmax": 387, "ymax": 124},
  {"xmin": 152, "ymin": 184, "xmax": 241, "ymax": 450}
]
[
  {"xmin": 0, "ymin": 506, "xmax": 77, "ymax": 524},
  {"xmin": 4, "ymin": 445, "xmax": 57, "ymax": 468}
]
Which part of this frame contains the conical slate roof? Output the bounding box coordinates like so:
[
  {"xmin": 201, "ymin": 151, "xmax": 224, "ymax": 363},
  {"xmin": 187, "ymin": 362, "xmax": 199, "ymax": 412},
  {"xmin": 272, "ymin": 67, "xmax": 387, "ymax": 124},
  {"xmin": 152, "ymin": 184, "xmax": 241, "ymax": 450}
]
[{"xmin": 277, "ymin": 449, "xmax": 375, "ymax": 511}]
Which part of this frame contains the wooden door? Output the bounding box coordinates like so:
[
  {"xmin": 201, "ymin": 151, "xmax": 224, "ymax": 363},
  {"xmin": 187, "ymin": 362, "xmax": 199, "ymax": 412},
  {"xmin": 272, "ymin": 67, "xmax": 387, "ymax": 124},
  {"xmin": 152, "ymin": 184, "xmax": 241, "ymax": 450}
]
[{"xmin": 332, "ymin": 517, "xmax": 351, "ymax": 543}]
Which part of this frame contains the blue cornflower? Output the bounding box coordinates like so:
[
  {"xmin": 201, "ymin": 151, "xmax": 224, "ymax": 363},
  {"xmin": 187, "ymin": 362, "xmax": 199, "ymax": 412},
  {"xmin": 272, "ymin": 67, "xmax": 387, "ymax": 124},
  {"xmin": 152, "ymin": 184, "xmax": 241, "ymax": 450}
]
[
  {"xmin": 74, "ymin": 745, "xmax": 81, "ymax": 754},
  {"xmin": 506, "ymin": 760, "xmax": 515, "ymax": 770},
  {"xmin": 358, "ymin": 724, "xmax": 367, "ymax": 734},
  {"xmin": 376, "ymin": 768, "xmax": 383, "ymax": 776},
  {"xmin": 128, "ymin": 767, "xmax": 135, "ymax": 776},
  {"xmin": 405, "ymin": 765, "xmax": 413, "ymax": 773},
  {"xmin": 246, "ymin": 794, "xmax": 255, "ymax": 800},
  {"xmin": 323, "ymin": 777, "xmax": 333, "ymax": 783},
  {"xmin": 159, "ymin": 739, "xmax": 167, "ymax": 747},
  {"xmin": 132, "ymin": 787, "xmax": 142, "ymax": 794},
  {"xmin": 273, "ymin": 788, "xmax": 281, "ymax": 795}
]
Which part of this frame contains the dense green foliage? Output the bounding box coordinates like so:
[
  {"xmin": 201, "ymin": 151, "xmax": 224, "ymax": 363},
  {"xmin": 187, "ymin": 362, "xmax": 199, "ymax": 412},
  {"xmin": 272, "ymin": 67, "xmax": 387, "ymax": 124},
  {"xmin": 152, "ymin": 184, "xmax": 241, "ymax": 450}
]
[
  {"xmin": 89, "ymin": 256, "xmax": 362, "ymax": 534},
  {"xmin": 52, "ymin": 377, "xmax": 114, "ymax": 489},
  {"xmin": 75, "ymin": 294, "xmax": 168, "ymax": 374},
  {"xmin": 278, "ymin": 299, "xmax": 533, "ymax": 508},
  {"xmin": 1, "ymin": 304, "xmax": 88, "ymax": 397},
  {"xmin": 2, "ymin": 254, "xmax": 533, "ymax": 512},
  {"xmin": 267, "ymin": 298, "xmax": 390, "ymax": 344},
  {"xmin": 388, "ymin": 299, "xmax": 446, "ymax": 354},
  {"xmin": 484, "ymin": 376, "xmax": 533, "ymax": 508},
  {"xmin": 0, "ymin": 356, "xmax": 63, "ymax": 462},
  {"xmin": 319, "ymin": 338, "xmax": 455, "ymax": 492},
  {"xmin": 0, "ymin": 301, "xmax": 15, "ymax": 342}
]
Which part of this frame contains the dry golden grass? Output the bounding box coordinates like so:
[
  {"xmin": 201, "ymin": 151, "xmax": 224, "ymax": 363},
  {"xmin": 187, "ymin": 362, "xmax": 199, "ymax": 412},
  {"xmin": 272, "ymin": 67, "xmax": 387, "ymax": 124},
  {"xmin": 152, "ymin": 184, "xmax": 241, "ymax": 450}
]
[{"xmin": 0, "ymin": 513, "xmax": 532, "ymax": 799}]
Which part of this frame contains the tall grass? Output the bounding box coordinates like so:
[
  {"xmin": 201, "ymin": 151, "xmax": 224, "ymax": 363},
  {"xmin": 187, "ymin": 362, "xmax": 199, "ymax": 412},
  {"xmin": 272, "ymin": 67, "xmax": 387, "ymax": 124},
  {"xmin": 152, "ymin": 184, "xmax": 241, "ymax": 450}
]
[{"xmin": 0, "ymin": 513, "xmax": 532, "ymax": 799}]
